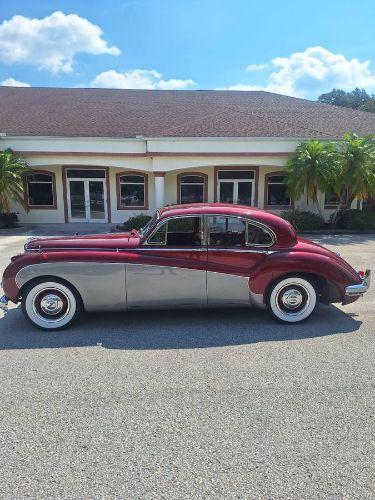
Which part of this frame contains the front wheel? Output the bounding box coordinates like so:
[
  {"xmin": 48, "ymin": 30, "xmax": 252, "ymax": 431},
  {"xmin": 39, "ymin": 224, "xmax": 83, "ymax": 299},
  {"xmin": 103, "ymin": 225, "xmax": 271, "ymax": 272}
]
[
  {"xmin": 267, "ymin": 276, "xmax": 317, "ymax": 324},
  {"xmin": 21, "ymin": 279, "xmax": 81, "ymax": 330}
]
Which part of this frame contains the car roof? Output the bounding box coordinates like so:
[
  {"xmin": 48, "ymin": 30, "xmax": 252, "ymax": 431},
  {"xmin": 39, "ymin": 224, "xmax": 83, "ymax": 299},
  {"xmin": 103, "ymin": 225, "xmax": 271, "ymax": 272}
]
[{"xmin": 160, "ymin": 203, "xmax": 267, "ymax": 218}]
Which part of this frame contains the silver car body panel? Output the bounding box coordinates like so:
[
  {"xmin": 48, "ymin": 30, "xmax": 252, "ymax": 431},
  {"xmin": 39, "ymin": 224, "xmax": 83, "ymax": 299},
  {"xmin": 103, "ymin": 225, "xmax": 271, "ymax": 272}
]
[
  {"xmin": 207, "ymin": 271, "xmax": 250, "ymax": 306},
  {"xmin": 15, "ymin": 261, "xmax": 265, "ymax": 311},
  {"xmin": 126, "ymin": 263, "xmax": 207, "ymax": 308},
  {"xmin": 15, "ymin": 262, "xmax": 126, "ymax": 312}
]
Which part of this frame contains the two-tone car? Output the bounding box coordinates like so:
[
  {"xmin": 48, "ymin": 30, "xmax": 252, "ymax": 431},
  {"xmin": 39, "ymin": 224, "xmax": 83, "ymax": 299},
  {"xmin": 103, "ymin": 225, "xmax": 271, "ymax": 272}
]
[{"xmin": 0, "ymin": 203, "xmax": 370, "ymax": 330}]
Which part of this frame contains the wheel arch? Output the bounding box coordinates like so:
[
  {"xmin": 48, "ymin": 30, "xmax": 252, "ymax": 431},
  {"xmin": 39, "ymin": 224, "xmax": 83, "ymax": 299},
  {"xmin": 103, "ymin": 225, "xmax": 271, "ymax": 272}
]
[
  {"xmin": 19, "ymin": 275, "xmax": 84, "ymax": 309},
  {"xmin": 264, "ymin": 271, "xmax": 332, "ymax": 305}
]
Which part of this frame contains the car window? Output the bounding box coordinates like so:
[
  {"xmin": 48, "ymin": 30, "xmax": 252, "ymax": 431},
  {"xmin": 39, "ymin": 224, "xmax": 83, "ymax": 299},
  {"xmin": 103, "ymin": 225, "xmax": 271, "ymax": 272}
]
[
  {"xmin": 208, "ymin": 216, "xmax": 246, "ymax": 247},
  {"xmin": 147, "ymin": 216, "xmax": 202, "ymax": 246},
  {"xmin": 207, "ymin": 216, "xmax": 274, "ymax": 247},
  {"xmin": 247, "ymin": 222, "xmax": 274, "ymax": 246}
]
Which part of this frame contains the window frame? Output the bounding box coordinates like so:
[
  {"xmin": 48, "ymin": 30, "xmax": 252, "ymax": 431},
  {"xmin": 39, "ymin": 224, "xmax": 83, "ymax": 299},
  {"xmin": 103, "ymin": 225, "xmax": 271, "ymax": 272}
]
[
  {"xmin": 116, "ymin": 171, "xmax": 148, "ymax": 210},
  {"xmin": 264, "ymin": 172, "xmax": 293, "ymax": 210},
  {"xmin": 24, "ymin": 170, "xmax": 57, "ymax": 210},
  {"xmin": 214, "ymin": 166, "xmax": 259, "ymax": 206},
  {"xmin": 205, "ymin": 214, "xmax": 275, "ymax": 248},
  {"xmin": 324, "ymin": 188, "xmax": 347, "ymax": 209},
  {"xmin": 144, "ymin": 214, "xmax": 204, "ymax": 246},
  {"xmin": 177, "ymin": 172, "xmax": 208, "ymax": 204},
  {"xmin": 144, "ymin": 213, "xmax": 275, "ymax": 248}
]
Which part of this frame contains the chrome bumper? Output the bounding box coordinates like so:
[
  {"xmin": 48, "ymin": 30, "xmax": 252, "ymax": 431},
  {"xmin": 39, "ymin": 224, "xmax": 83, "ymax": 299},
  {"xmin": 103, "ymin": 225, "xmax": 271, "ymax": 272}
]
[{"xmin": 345, "ymin": 269, "xmax": 371, "ymax": 296}]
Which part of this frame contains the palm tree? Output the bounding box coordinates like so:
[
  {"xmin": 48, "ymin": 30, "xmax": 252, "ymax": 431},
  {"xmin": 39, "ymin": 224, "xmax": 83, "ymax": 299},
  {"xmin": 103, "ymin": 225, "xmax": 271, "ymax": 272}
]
[
  {"xmin": 284, "ymin": 140, "xmax": 340, "ymax": 217},
  {"xmin": 0, "ymin": 148, "xmax": 32, "ymax": 213},
  {"xmin": 335, "ymin": 133, "xmax": 375, "ymax": 212}
]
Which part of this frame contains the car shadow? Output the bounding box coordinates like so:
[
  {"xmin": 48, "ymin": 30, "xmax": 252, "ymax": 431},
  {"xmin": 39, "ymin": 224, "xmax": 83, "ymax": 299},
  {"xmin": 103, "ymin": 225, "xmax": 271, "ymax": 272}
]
[{"xmin": 0, "ymin": 304, "xmax": 362, "ymax": 351}]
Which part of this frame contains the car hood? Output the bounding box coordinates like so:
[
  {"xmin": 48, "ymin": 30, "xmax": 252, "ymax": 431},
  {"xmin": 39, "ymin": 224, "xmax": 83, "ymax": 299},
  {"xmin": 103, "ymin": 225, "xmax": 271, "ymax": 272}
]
[{"xmin": 25, "ymin": 232, "xmax": 141, "ymax": 251}]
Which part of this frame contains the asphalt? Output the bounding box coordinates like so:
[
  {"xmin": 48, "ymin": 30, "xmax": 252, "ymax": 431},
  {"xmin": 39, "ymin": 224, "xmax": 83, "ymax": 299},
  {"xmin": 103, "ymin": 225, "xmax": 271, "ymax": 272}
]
[{"xmin": 0, "ymin": 231, "xmax": 374, "ymax": 499}]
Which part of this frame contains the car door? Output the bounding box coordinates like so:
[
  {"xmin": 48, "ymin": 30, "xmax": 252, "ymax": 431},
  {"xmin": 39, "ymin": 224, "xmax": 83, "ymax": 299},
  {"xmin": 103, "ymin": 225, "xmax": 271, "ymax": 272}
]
[
  {"xmin": 126, "ymin": 215, "xmax": 207, "ymax": 308},
  {"xmin": 206, "ymin": 215, "xmax": 272, "ymax": 306}
]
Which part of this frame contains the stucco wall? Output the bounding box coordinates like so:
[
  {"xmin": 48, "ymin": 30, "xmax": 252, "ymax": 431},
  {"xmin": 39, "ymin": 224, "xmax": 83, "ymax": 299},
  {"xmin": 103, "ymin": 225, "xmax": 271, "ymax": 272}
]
[{"xmin": 2, "ymin": 134, "xmax": 355, "ymax": 224}]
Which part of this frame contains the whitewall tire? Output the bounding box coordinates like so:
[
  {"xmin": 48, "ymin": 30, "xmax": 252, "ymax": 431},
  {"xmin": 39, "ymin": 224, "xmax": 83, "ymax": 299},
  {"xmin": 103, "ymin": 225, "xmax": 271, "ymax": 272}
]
[
  {"xmin": 21, "ymin": 280, "xmax": 81, "ymax": 330},
  {"xmin": 267, "ymin": 276, "xmax": 317, "ymax": 324}
]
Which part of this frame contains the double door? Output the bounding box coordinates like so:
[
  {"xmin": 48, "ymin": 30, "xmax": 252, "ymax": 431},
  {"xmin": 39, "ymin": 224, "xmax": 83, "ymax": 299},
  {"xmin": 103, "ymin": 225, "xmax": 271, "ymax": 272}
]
[{"xmin": 67, "ymin": 178, "xmax": 108, "ymax": 223}]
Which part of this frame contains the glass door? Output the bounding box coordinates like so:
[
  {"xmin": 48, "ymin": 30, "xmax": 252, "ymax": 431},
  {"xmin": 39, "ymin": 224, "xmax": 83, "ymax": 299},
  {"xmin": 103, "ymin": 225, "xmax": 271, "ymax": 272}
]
[
  {"xmin": 68, "ymin": 178, "xmax": 107, "ymax": 222},
  {"xmin": 68, "ymin": 180, "xmax": 87, "ymax": 222},
  {"xmin": 88, "ymin": 180, "xmax": 106, "ymax": 221},
  {"xmin": 217, "ymin": 170, "xmax": 255, "ymax": 206}
]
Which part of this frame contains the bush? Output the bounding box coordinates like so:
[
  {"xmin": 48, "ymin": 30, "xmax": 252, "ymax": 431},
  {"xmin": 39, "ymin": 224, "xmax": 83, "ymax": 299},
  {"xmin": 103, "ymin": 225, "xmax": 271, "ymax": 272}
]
[
  {"xmin": 118, "ymin": 214, "xmax": 152, "ymax": 231},
  {"xmin": 0, "ymin": 212, "xmax": 19, "ymax": 229},
  {"xmin": 334, "ymin": 209, "xmax": 375, "ymax": 230},
  {"xmin": 281, "ymin": 210, "xmax": 324, "ymax": 231}
]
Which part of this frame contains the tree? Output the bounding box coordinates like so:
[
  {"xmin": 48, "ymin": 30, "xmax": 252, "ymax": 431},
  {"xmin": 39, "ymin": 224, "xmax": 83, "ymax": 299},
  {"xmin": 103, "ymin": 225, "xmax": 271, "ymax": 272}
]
[
  {"xmin": 361, "ymin": 98, "xmax": 375, "ymax": 113},
  {"xmin": 284, "ymin": 140, "xmax": 340, "ymax": 217},
  {"xmin": 334, "ymin": 133, "xmax": 375, "ymax": 213},
  {"xmin": 0, "ymin": 148, "xmax": 32, "ymax": 213},
  {"xmin": 318, "ymin": 88, "xmax": 352, "ymax": 108},
  {"xmin": 317, "ymin": 88, "xmax": 375, "ymax": 113}
]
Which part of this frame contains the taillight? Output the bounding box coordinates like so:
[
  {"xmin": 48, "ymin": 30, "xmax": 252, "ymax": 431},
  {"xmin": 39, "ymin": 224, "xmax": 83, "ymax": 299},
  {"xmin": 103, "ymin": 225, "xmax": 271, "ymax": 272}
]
[{"xmin": 358, "ymin": 270, "xmax": 365, "ymax": 279}]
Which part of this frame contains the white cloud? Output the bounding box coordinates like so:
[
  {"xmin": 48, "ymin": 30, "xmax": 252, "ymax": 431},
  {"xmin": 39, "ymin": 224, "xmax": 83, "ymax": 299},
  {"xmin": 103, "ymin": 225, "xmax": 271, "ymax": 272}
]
[
  {"xmin": 221, "ymin": 47, "xmax": 375, "ymax": 97},
  {"xmin": 246, "ymin": 64, "xmax": 268, "ymax": 71},
  {"xmin": 1, "ymin": 77, "xmax": 30, "ymax": 87},
  {"xmin": 0, "ymin": 11, "xmax": 120, "ymax": 74},
  {"xmin": 91, "ymin": 69, "xmax": 195, "ymax": 90}
]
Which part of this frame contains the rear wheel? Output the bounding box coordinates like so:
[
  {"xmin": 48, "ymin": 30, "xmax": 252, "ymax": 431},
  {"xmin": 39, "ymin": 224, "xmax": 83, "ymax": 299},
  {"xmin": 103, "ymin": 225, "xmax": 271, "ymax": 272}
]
[
  {"xmin": 267, "ymin": 276, "xmax": 317, "ymax": 324},
  {"xmin": 21, "ymin": 280, "xmax": 81, "ymax": 330}
]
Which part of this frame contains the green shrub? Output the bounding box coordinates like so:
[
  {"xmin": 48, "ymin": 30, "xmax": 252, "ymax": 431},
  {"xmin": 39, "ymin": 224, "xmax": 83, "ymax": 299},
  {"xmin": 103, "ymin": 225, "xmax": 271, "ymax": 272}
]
[
  {"xmin": 118, "ymin": 214, "xmax": 152, "ymax": 231},
  {"xmin": 334, "ymin": 209, "xmax": 375, "ymax": 230},
  {"xmin": 281, "ymin": 210, "xmax": 324, "ymax": 231},
  {"xmin": 0, "ymin": 212, "xmax": 19, "ymax": 229}
]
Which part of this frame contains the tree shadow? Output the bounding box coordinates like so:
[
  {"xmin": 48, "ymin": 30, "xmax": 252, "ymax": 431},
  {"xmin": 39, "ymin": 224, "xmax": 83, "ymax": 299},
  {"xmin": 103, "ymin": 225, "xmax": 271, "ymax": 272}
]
[
  {"xmin": 0, "ymin": 304, "xmax": 362, "ymax": 351},
  {"xmin": 309, "ymin": 234, "xmax": 375, "ymax": 246}
]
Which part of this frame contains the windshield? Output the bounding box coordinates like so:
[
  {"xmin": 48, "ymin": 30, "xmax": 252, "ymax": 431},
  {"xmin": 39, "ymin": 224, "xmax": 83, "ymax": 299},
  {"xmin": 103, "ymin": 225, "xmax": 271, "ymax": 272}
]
[{"xmin": 138, "ymin": 211, "xmax": 159, "ymax": 238}]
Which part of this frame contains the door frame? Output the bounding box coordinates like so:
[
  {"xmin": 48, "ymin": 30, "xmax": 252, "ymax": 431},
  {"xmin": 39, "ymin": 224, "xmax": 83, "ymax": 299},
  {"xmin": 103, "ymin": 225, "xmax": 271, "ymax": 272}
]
[
  {"xmin": 62, "ymin": 166, "xmax": 111, "ymax": 223},
  {"xmin": 214, "ymin": 166, "xmax": 259, "ymax": 206},
  {"xmin": 67, "ymin": 178, "xmax": 108, "ymax": 223}
]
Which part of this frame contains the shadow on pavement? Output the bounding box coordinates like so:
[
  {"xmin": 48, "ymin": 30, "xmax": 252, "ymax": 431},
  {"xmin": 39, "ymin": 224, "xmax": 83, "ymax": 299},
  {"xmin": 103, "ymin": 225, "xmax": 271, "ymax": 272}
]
[{"xmin": 0, "ymin": 304, "xmax": 362, "ymax": 351}]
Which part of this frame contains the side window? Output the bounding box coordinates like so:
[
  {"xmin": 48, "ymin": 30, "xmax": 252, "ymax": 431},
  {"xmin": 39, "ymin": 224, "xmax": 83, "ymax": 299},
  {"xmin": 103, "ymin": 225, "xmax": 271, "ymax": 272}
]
[
  {"xmin": 208, "ymin": 216, "xmax": 246, "ymax": 247},
  {"xmin": 247, "ymin": 223, "xmax": 274, "ymax": 246},
  {"xmin": 26, "ymin": 172, "xmax": 55, "ymax": 207},
  {"xmin": 147, "ymin": 216, "xmax": 202, "ymax": 246}
]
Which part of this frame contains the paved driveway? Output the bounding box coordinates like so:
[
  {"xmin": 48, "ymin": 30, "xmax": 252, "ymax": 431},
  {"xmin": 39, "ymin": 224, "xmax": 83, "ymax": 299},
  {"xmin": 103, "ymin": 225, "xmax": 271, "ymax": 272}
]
[{"xmin": 0, "ymin": 232, "xmax": 374, "ymax": 499}]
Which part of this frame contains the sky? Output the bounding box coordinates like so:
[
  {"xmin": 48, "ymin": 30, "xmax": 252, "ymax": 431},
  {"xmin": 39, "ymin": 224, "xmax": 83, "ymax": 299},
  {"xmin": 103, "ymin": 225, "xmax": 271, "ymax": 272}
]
[{"xmin": 0, "ymin": 0, "xmax": 375, "ymax": 99}]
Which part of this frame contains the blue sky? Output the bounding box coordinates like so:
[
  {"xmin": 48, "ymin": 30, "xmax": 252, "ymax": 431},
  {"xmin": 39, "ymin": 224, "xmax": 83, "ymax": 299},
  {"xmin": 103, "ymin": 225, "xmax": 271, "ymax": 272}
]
[{"xmin": 1, "ymin": 0, "xmax": 375, "ymax": 99}]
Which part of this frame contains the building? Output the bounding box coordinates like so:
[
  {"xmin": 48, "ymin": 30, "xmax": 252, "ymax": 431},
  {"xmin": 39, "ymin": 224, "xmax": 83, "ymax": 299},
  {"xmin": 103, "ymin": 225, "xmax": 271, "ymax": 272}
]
[{"xmin": 1, "ymin": 87, "xmax": 375, "ymax": 225}]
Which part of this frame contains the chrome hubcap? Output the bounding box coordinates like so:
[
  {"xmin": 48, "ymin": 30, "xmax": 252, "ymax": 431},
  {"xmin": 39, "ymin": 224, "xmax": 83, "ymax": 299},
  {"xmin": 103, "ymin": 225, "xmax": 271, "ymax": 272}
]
[
  {"xmin": 40, "ymin": 294, "xmax": 64, "ymax": 315},
  {"xmin": 281, "ymin": 288, "xmax": 303, "ymax": 309}
]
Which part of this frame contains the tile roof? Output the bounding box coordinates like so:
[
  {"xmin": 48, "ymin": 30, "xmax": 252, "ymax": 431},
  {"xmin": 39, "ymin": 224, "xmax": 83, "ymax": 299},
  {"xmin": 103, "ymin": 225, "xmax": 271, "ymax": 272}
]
[{"xmin": 0, "ymin": 86, "xmax": 374, "ymax": 139}]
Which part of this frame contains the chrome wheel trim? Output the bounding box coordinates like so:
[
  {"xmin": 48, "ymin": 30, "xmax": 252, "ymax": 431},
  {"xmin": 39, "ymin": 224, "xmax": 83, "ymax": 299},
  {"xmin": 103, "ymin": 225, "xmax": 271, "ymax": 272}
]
[
  {"xmin": 25, "ymin": 282, "xmax": 76, "ymax": 329},
  {"xmin": 270, "ymin": 278, "xmax": 316, "ymax": 323}
]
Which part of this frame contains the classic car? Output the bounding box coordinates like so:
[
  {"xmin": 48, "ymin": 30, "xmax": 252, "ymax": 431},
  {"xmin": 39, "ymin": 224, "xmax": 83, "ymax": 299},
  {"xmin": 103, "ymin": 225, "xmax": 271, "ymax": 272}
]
[{"xmin": 0, "ymin": 203, "xmax": 371, "ymax": 330}]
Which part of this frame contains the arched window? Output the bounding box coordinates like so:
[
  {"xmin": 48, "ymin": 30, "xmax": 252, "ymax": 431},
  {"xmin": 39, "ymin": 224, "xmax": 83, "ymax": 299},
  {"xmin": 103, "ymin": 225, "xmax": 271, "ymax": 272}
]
[
  {"xmin": 117, "ymin": 172, "xmax": 148, "ymax": 209},
  {"xmin": 26, "ymin": 171, "xmax": 56, "ymax": 208},
  {"xmin": 177, "ymin": 173, "xmax": 207, "ymax": 204}
]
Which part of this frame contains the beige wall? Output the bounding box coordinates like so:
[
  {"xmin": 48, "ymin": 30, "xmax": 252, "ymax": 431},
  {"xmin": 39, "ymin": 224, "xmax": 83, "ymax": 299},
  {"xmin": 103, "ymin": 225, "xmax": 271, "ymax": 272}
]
[
  {"xmin": 3, "ymin": 133, "xmax": 352, "ymax": 224},
  {"xmin": 12, "ymin": 161, "xmax": 354, "ymax": 224}
]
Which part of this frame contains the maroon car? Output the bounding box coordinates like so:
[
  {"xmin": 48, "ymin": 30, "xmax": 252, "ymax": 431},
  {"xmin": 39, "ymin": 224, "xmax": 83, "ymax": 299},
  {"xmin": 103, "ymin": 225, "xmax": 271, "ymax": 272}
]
[{"xmin": 1, "ymin": 203, "xmax": 370, "ymax": 330}]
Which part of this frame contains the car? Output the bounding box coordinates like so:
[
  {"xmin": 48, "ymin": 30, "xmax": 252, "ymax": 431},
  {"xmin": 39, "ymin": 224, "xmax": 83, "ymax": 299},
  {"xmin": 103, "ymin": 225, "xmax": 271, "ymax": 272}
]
[{"xmin": 0, "ymin": 203, "xmax": 371, "ymax": 330}]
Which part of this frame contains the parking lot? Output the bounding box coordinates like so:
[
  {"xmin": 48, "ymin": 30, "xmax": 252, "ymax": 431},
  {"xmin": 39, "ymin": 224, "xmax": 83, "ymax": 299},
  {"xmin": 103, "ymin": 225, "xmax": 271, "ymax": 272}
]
[{"xmin": 0, "ymin": 230, "xmax": 374, "ymax": 499}]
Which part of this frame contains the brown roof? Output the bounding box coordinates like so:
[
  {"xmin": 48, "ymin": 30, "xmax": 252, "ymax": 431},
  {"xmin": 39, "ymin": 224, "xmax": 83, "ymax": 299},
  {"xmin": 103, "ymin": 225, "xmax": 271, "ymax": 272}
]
[{"xmin": 0, "ymin": 86, "xmax": 375, "ymax": 139}]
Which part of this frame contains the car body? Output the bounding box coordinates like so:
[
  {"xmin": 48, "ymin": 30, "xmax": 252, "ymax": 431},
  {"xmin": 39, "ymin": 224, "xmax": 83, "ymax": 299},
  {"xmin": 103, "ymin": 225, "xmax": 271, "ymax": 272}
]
[{"xmin": 1, "ymin": 203, "xmax": 371, "ymax": 330}]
